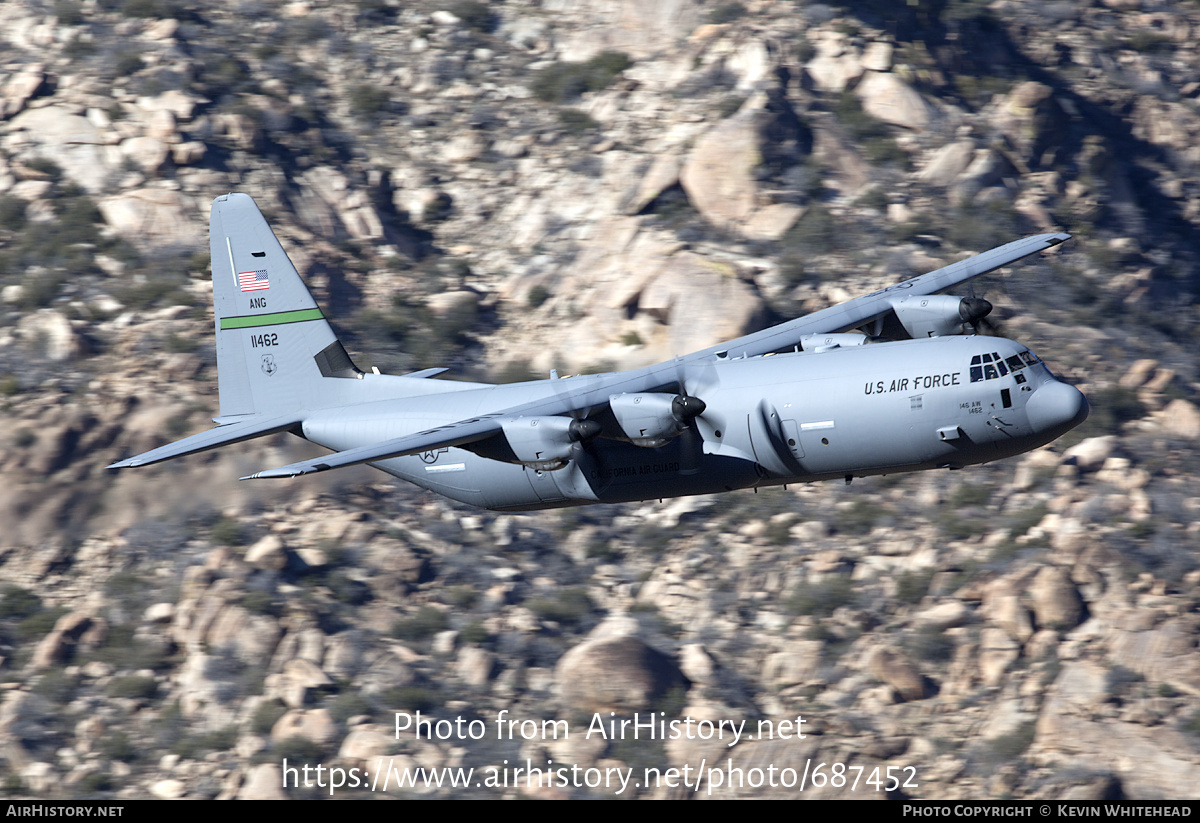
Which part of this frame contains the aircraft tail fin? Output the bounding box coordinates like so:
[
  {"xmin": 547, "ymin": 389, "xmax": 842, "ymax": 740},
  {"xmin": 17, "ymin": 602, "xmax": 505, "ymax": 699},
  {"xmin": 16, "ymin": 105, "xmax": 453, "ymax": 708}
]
[{"xmin": 209, "ymin": 193, "xmax": 361, "ymax": 418}]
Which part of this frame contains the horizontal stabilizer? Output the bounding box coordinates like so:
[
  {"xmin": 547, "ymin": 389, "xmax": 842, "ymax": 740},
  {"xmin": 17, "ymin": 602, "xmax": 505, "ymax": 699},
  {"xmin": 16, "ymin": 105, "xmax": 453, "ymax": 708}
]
[{"xmin": 107, "ymin": 413, "xmax": 303, "ymax": 469}]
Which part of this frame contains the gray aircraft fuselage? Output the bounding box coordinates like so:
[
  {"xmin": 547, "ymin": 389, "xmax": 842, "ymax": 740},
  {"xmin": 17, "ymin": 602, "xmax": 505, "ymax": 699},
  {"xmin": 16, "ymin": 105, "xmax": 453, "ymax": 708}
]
[
  {"xmin": 300, "ymin": 335, "xmax": 1086, "ymax": 511},
  {"xmin": 108, "ymin": 195, "xmax": 1087, "ymax": 510}
]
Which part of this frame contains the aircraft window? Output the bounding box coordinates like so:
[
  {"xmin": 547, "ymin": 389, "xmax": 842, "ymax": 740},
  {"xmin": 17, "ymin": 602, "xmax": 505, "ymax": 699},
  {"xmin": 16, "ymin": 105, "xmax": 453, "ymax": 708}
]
[
  {"xmin": 981, "ymin": 353, "xmax": 993, "ymax": 363},
  {"xmin": 996, "ymin": 359, "xmax": 1009, "ymax": 377},
  {"xmin": 1006, "ymin": 355, "xmax": 1025, "ymax": 372},
  {"xmin": 1020, "ymin": 351, "xmax": 1038, "ymax": 366},
  {"xmin": 970, "ymin": 366, "xmax": 983, "ymax": 383},
  {"xmin": 991, "ymin": 352, "xmax": 1002, "ymax": 362},
  {"xmin": 983, "ymin": 364, "xmax": 998, "ymax": 380},
  {"xmin": 970, "ymin": 355, "xmax": 981, "ymax": 366}
]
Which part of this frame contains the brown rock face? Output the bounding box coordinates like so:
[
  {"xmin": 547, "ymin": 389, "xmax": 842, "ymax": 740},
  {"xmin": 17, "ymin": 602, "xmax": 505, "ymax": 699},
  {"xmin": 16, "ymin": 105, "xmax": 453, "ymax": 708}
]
[
  {"xmin": 680, "ymin": 89, "xmax": 811, "ymax": 235},
  {"xmin": 1029, "ymin": 566, "xmax": 1085, "ymax": 631},
  {"xmin": 868, "ymin": 647, "xmax": 931, "ymax": 702},
  {"xmin": 556, "ymin": 635, "xmax": 690, "ymax": 714}
]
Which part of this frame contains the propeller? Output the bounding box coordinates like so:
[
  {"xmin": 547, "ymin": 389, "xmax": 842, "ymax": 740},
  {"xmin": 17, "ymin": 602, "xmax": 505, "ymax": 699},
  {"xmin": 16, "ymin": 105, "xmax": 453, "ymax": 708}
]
[
  {"xmin": 958, "ymin": 295, "xmax": 994, "ymax": 334},
  {"xmin": 965, "ymin": 279, "xmax": 1003, "ymax": 336},
  {"xmin": 673, "ymin": 358, "xmax": 715, "ymax": 475}
]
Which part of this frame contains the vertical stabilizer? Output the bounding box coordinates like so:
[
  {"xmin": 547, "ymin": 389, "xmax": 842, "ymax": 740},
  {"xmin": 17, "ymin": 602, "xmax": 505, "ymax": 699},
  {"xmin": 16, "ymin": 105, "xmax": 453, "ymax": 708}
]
[{"xmin": 209, "ymin": 193, "xmax": 359, "ymax": 418}]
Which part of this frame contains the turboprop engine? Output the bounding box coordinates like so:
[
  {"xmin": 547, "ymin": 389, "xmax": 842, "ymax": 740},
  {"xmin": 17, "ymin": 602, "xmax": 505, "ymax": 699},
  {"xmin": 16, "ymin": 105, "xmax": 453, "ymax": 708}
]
[
  {"xmin": 609, "ymin": 392, "xmax": 706, "ymax": 448},
  {"xmin": 499, "ymin": 416, "xmax": 600, "ymax": 471},
  {"xmin": 887, "ymin": 294, "xmax": 993, "ymax": 338}
]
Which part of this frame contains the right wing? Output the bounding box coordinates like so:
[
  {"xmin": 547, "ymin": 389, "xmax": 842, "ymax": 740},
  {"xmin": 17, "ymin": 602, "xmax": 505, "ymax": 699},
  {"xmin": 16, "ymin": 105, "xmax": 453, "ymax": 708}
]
[{"xmin": 689, "ymin": 232, "xmax": 1070, "ymax": 361}]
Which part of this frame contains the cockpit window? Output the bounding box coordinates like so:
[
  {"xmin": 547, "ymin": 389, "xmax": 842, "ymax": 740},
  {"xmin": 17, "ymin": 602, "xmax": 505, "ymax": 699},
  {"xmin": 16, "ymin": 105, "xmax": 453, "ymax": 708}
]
[{"xmin": 970, "ymin": 348, "xmax": 1037, "ymax": 383}]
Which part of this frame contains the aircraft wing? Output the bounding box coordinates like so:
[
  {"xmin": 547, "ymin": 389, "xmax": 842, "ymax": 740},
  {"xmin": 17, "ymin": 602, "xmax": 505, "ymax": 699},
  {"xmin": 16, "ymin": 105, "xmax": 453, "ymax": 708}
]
[
  {"xmin": 242, "ymin": 368, "xmax": 687, "ymax": 478},
  {"xmin": 683, "ymin": 232, "xmax": 1070, "ymax": 361},
  {"xmin": 241, "ymin": 232, "xmax": 1069, "ymax": 479},
  {"xmin": 108, "ymin": 413, "xmax": 304, "ymax": 469}
]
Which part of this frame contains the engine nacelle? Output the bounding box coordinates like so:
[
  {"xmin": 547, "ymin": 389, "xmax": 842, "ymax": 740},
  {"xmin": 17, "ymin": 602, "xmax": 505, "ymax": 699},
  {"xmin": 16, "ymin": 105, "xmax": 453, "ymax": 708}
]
[
  {"xmin": 609, "ymin": 393, "xmax": 680, "ymax": 447},
  {"xmin": 500, "ymin": 416, "xmax": 598, "ymax": 471},
  {"xmin": 887, "ymin": 294, "xmax": 992, "ymax": 338}
]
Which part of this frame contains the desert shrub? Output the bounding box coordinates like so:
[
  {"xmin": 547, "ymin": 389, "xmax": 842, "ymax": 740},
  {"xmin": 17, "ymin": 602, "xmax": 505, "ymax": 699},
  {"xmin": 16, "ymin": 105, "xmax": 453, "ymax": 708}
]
[
  {"xmin": 381, "ymin": 686, "xmax": 438, "ymax": 713},
  {"xmin": 531, "ymin": 52, "xmax": 632, "ymax": 103},
  {"xmin": 106, "ymin": 675, "xmax": 158, "ymax": 700},
  {"xmin": 459, "ymin": 621, "xmax": 489, "ymax": 645},
  {"xmin": 907, "ymin": 625, "xmax": 954, "ymax": 662},
  {"xmin": 328, "ymin": 692, "xmax": 372, "ymax": 724},
  {"xmin": 210, "ymin": 517, "xmax": 246, "ymax": 547},
  {"xmin": 0, "ymin": 586, "xmax": 41, "ymax": 619},
  {"xmin": 391, "ymin": 605, "xmax": 449, "ymax": 641},
  {"xmin": 452, "ymin": 0, "xmax": 495, "ymax": 32},
  {"xmin": 708, "ymin": 2, "xmax": 747, "ymax": 23},
  {"xmin": 558, "ymin": 108, "xmax": 599, "ymax": 133},
  {"xmin": 950, "ymin": 483, "xmax": 991, "ymax": 508},
  {"xmin": 984, "ymin": 722, "xmax": 1037, "ymax": 763},
  {"xmin": 947, "ymin": 199, "xmax": 1020, "ymax": 251},
  {"xmin": 528, "ymin": 587, "xmax": 594, "ymax": 627},
  {"xmin": 895, "ymin": 569, "xmax": 934, "ymax": 605},
  {"xmin": 15, "ymin": 607, "xmax": 69, "ymax": 643},
  {"xmin": 98, "ymin": 732, "xmax": 138, "ymax": 763},
  {"xmin": 0, "ymin": 196, "xmax": 28, "ymax": 232},
  {"xmin": 32, "ymin": 668, "xmax": 77, "ymax": 705},
  {"xmin": 172, "ymin": 726, "xmax": 239, "ymax": 759},
  {"xmin": 782, "ymin": 203, "xmax": 839, "ymax": 258},
  {"xmin": 349, "ymin": 84, "xmax": 389, "ymax": 119},
  {"xmin": 786, "ymin": 574, "xmax": 854, "ymax": 617},
  {"xmin": 251, "ymin": 700, "xmax": 288, "ymax": 735}
]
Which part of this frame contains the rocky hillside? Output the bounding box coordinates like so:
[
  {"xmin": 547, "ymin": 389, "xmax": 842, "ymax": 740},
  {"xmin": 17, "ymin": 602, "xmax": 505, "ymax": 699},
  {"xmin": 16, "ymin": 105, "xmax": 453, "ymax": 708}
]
[{"xmin": 2, "ymin": 0, "xmax": 1199, "ymax": 800}]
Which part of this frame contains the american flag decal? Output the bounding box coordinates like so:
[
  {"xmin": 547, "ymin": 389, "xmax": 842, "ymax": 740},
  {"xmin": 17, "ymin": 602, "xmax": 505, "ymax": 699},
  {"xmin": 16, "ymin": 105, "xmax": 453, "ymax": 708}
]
[{"xmin": 238, "ymin": 269, "xmax": 270, "ymax": 292}]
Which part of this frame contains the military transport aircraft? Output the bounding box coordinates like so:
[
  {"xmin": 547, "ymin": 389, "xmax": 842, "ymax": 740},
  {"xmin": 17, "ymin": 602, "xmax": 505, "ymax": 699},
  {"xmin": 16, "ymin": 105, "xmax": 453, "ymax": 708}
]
[{"xmin": 108, "ymin": 193, "xmax": 1088, "ymax": 511}]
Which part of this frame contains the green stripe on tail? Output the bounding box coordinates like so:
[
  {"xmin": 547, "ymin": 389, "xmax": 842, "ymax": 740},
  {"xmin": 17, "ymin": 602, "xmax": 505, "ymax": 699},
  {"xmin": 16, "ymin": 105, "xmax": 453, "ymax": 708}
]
[{"xmin": 220, "ymin": 308, "xmax": 325, "ymax": 330}]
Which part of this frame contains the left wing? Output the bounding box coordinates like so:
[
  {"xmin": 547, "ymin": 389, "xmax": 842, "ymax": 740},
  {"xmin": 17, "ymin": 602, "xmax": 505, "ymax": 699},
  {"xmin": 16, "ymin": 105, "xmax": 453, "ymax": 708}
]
[
  {"xmin": 108, "ymin": 412, "xmax": 304, "ymax": 469},
  {"xmin": 243, "ymin": 233, "xmax": 1069, "ymax": 479}
]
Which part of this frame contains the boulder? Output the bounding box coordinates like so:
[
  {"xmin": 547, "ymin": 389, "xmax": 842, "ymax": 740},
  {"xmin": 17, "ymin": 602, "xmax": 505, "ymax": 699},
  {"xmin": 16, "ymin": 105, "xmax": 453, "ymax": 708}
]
[
  {"xmin": 1, "ymin": 63, "xmax": 45, "ymax": 119},
  {"xmin": 271, "ymin": 708, "xmax": 339, "ymax": 746},
  {"xmin": 556, "ymin": 635, "xmax": 690, "ymax": 714},
  {"xmin": 855, "ymin": 71, "xmax": 936, "ymax": 131},
  {"xmin": 97, "ymin": 189, "xmax": 201, "ymax": 247},
  {"xmin": 918, "ymin": 140, "xmax": 977, "ymax": 187},
  {"xmin": 637, "ymin": 252, "xmax": 764, "ymax": 356},
  {"xmin": 7, "ymin": 106, "xmax": 115, "ymax": 192},
  {"xmin": 1029, "ymin": 566, "xmax": 1085, "ymax": 631},
  {"xmin": 867, "ymin": 647, "xmax": 930, "ymax": 701},
  {"xmin": 680, "ymin": 90, "xmax": 811, "ymax": 233}
]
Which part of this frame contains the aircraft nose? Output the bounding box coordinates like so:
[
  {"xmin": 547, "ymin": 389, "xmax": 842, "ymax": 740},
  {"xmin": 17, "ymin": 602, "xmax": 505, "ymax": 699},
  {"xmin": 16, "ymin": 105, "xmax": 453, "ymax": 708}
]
[{"xmin": 1027, "ymin": 381, "xmax": 1089, "ymax": 434}]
